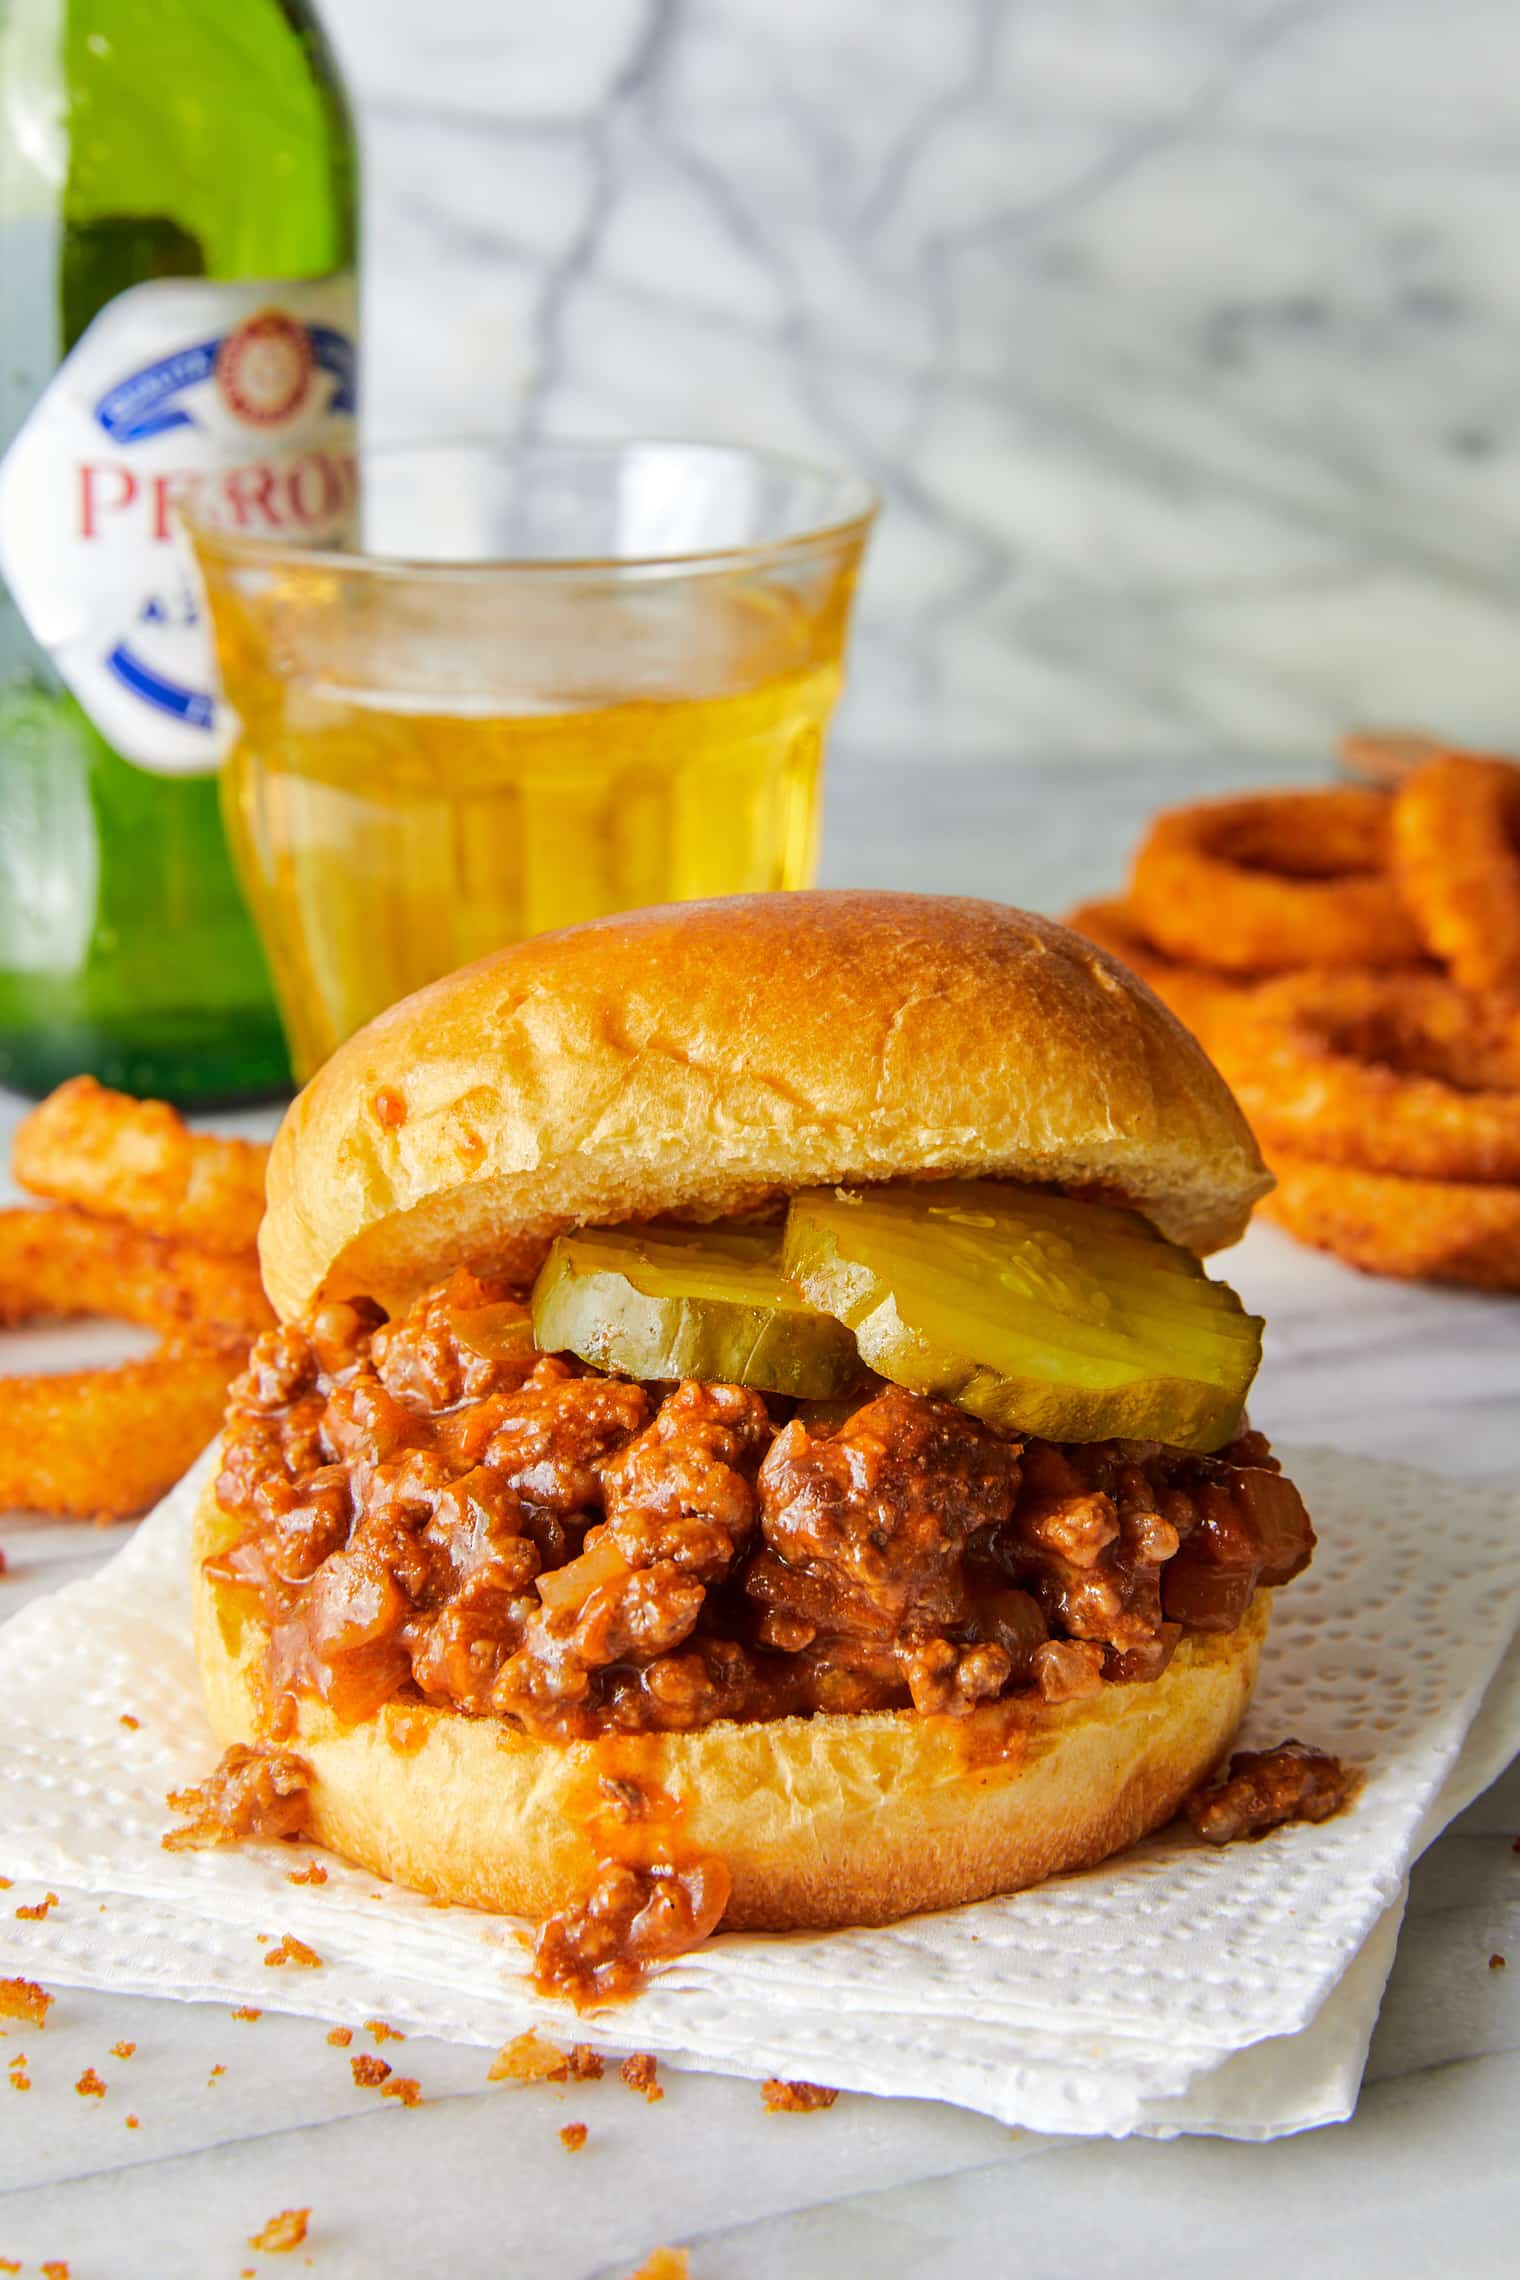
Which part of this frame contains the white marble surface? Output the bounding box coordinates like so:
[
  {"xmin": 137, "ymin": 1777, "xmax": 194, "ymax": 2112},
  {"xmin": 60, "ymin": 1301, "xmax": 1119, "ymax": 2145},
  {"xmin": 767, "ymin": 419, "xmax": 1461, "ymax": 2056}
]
[
  {"xmin": 319, "ymin": 0, "xmax": 1520, "ymax": 766},
  {"xmin": 1, "ymin": 755, "xmax": 1518, "ymax": 2271}
]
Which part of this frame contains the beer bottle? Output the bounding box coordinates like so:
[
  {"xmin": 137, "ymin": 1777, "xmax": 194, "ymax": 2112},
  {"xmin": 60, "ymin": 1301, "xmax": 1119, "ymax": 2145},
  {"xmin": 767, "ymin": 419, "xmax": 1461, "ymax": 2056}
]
[{"xmin": 0, "ymin": 0, "xmax": 358, "ymax": 1102}]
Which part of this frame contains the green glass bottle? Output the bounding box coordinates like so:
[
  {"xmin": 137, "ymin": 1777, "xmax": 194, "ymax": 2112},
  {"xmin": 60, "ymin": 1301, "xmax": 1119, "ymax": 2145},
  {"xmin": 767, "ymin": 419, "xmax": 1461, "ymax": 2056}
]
[{"xmin": 0, "ymin": 0, "xmax": 357, "ymax": 1102}]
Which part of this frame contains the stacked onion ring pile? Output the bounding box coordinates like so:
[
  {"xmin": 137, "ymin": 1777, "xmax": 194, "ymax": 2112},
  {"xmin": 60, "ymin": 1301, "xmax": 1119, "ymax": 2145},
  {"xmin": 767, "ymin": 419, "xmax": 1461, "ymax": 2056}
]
[
  {"xmin": 0, "ymin": 1077, "xmax": 274, "ymax": 1519},
  {"xmin": 1068, "ymin": 750, "xmax": 1520, "ymax": 1291}
]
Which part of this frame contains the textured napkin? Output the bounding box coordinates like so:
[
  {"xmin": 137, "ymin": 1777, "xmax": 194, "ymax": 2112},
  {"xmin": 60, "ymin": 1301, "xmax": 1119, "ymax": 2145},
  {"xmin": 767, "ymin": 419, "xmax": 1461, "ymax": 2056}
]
[{"xmin": 1, "ymin": 1444, "xmax": 1517, "ymax": 2139}]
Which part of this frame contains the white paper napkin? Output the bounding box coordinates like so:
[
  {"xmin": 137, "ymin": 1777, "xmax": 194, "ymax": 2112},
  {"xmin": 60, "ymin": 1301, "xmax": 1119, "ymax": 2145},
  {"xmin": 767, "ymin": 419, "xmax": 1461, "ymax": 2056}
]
[{"xmin": 1, "ymin": 1445, "xmax": 1517, "ymax": 2139}]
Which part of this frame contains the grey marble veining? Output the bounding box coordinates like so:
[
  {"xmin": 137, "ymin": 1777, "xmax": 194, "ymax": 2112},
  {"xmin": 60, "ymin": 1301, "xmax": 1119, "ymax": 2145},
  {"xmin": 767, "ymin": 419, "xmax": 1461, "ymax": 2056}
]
[{"xmin": 321, "ymin": 0, "xmax": 1520, "ymax": 767}]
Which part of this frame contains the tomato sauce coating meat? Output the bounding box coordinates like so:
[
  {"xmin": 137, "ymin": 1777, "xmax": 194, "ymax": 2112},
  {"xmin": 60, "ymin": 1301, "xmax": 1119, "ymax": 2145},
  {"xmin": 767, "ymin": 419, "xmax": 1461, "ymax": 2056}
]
[{"xmin": 211, "ymin": 1268, "xmax": 1314, "ymax": 1742}]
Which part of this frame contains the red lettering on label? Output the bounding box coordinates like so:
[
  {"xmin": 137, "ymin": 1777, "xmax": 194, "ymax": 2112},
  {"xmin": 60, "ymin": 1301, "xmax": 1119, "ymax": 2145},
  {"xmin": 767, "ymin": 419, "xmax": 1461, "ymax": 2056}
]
[
  {"xmin": 286, "ymin": 453, "xmax": 343, "ymax": 526},
  {"xmin": 220, "ymin": 461, "xmax": 280, "ymax": 530},
  {"xmin": 79, "ymin": 462, "xmax": 137, "ymax": 538},
  {"xmin": 148, "ymin": 471, "xmax": 190, "ymax": 543}
]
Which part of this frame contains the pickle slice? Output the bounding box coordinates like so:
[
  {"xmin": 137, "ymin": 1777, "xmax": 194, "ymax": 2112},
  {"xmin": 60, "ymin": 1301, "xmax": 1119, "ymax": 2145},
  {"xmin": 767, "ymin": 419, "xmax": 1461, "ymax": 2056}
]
[
  {"xmin": 530, "ymin": 1223, "xmax": 862, "ymax": 1397},
  {"xmin": 782, "ymin": 1181, "xmax": 1262, "ymax": 1451}
]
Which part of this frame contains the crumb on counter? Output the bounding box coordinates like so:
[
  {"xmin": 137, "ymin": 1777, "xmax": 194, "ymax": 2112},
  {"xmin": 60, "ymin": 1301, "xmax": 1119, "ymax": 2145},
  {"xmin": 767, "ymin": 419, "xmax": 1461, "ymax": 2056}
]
[
  {"xmin": 0, "ymin": 1877, "xmax": 10, "ymax": 1889},
  {"xmin": 8, "ymin": 2069, "xmax": 29, "ymax": 2092},
  {"xmin": 248, "ymin": 2207, "xmax": 310, "ymax": 2254},
  {"xmin": 232, "ymin": 2007, "xmax": 262, "ymax": 2022},
  {"xmin": 119, "ymin": 1714, "xmax": 140, "ymax": 1731},
  {"xmin": 264, "ymin": 1935, "xmax": 323, "ymax": 1969},
  {"xmin": 1491, "ymin": 1953, "xmax": 1507, "ymax": 1970},
  {"xmin": 326, "ymin": 2026, "xmax": 353, "ymax": 2047},
  {"xmin": 559, "ymin": 2121, "xmax": 589, "ymax": 2152},
  {"xmin": 0, "ymin": 1978, "xmax": 51, "ymax": 2028},
  {"xmin": 626, "ymin": 2252, "xmax": 688, "ymax": 2280},
  {"xmin": 0, "ymin": 2258, "xmax": 19, "ymax": 2272},
  {"xmin": 365, "ymin": 2018, "xmax": 404, "ymax": 2044},
  {"xmin": 488, "ymin": 2030, "xmax": 575, "ymax": 2084},
  {"xmin": 287, "ymin": 1861, "xmax": 328, "ymax": 1886},
  {"xmin": 41, "ymin": 2263, "xmax": 71, "ymax": 2280},
  {"xmin": 620, "ymin": 2052, "xmax": 663, "ymax": 2103},
  {"xmin": 125, "ymin": 2113, "xmax": 141, "ymax": 2129},
  {"xmin": 14, "ymin": 1892, "xmax": 59, "ymax": 1921},
  {"xmin": 350, "ymin": 2053, "xmax": 391, "ymax": 2088},
  {"xmin": 381, "ymin": 2075, "xmax": 421, "ymax": 2107},
  {"xmin": 761, "ymin": 2078, "xmax": 839, "ymax": 2114},
  {"xmin": 74, "ymin": 2067, "xmax": 106, "ymax": 2099},
  {"xmin": 208, "ymin": 2064, "xmax": 226, "ymax": 2085}
]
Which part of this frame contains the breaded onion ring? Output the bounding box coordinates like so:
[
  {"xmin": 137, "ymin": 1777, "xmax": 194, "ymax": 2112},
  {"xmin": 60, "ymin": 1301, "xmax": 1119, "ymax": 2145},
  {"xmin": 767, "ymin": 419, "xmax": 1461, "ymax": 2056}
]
[
  {"xmin": 1063, "ymin": 897, "xmax": 1250, "ymax": 1047},
  {"xmin": 0, "ymin": 1207, "xmax": 273, "ymax": 1341},
  {"xmin": 0, "ymin": 1206, "xmax": 271, "ymax": 1519},
  {"xmin": 1212, "ymin": 973, "xmax": 1520, "ymax": 1184},
  {"xmin": 1391, "ymin": 752, "xmax": 1520, "ymax": 1002},
  {"xmin": 1261, "ymin": 1149, "xmax": 1520, "ymax": 1292},
  {"xmin": 1129, "ymin": 788, "xmax": 1424, "ymax": 974},
  {"xmin": 13, "ymin": 1076, "xmax": 269, "ymax": 1253},
  {"xmin": 0, "ymin": 1335, "xmax": 248, "ymax": 1520}
]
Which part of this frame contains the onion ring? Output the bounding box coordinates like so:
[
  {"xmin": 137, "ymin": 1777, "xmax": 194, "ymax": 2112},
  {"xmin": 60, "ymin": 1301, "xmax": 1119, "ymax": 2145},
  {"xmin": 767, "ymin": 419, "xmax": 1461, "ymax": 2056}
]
[
  {"xmin": 13, "ymin": 1076, "xmax": 269, "ymax": 1253},
  {"xmin": 1129, "ymin": 788, "xmax": 1424, "ymax": 974},
  {"xmin": 1211, "ymin": 972, "xmax": 1520, "ymax": 1183},
  {"xmin": 0, "ymin": 1207, "xmax": 273, "ymax": 1340},
  {"xmin": 1260, "ymin": 1149, "xmax": 1520, "ymax": 1292},
  {"xmin": 0, "ymin": 1205, "xmax": 271, "ymax": 1519},
  {"xmin": 1391, "ymin": 751, "xmax": 1520, "ymax": 1002},
  {"xmin": 0, "ymin": 1334, "xmax": 247, "ymax": 1520},
  {"xmin": 1063, "ymin": 897, "xmax": 1251, "ymax": 1046}
]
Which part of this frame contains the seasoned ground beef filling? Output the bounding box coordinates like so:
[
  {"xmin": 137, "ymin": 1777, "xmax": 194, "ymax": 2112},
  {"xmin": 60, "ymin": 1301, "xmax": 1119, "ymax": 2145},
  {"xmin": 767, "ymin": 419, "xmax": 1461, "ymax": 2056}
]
[{"xmin": 213, "ymin": 1268, "xmax": 1315, "ymax": 1742}]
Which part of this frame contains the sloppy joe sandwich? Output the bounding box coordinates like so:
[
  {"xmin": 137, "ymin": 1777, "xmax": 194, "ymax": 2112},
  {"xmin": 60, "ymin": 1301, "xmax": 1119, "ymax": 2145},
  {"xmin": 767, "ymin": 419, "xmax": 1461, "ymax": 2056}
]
[{"xmin": 193, "ymin": 892, "xmax": 1315, "ymax": 1999}]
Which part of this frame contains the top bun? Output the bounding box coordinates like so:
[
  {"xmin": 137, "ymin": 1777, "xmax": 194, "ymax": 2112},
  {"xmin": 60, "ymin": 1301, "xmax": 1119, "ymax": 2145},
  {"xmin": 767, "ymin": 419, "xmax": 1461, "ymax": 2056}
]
[{"xmin": 260, "ymin": 892, "xmax": 1269, "ymax": 1320}]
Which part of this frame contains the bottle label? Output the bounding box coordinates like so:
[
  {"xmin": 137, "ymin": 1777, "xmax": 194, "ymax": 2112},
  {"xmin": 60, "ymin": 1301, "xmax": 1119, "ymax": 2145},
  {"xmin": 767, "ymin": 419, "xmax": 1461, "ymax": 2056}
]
[{"xmin": 0, "ymin": 272, "xmax": 357, "ymax": 775}]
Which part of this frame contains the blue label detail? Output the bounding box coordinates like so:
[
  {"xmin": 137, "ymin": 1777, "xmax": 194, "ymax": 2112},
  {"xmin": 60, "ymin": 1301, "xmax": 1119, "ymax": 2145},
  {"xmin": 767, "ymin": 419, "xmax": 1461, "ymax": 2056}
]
[
  {"xmin": 94, "ymin": 323, "xmax": 357, "ymax": 444},
  {"xmin": 105, "ymin": 642, "xmax": 216, "ymax": 729}
]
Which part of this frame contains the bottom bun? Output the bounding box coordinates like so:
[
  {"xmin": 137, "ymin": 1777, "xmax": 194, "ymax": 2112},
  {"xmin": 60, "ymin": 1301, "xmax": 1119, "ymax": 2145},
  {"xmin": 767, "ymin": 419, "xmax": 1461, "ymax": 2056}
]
[{"xmin": 193, "ymin": 1474, "xmax": 1266, "ymax": 1932}]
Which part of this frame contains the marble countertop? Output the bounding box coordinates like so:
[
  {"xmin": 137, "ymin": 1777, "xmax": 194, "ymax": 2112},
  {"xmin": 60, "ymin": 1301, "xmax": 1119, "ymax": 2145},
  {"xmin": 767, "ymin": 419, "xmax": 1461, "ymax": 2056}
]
[{"xmin": 1, "ymin": 758, "xmax": 1518, "ymax": 2276}]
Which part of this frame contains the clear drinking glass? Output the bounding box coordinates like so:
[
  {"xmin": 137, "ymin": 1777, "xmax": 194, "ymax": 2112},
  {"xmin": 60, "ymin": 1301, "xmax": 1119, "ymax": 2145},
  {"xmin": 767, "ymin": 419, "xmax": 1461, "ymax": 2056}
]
[{"xmin": 185, "ymin": 439, "xmax": 877, "ymax": 1082}]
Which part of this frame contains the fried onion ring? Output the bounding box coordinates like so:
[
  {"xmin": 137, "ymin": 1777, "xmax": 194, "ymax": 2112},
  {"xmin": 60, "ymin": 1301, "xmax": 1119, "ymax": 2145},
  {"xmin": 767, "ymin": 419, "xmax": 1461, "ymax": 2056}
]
[
  {"xmin": 13, "ymin": 1076, "xmax": 269, "ymax": 1253},
  {"xmin": 0, "ymin": 1207, "xmax": 273, "ymax": 1340},
  {"xmin": 1129, "ymin": 788, "xmax": 1424, "ymax": 974},
  {"xmin": 1212, "ymin": 972, "xmax": 1520, "ymax": 1184},
  {"xmin": 1260, "ymin": 1149, "xmax": 1520, "ymax": 1292},
  {"xmin": 0, "ymin": 1205, "xmax": 271, "ymax": 1519},
  {"xmin": 1063, "ymin": 897, "xmax": 1251, "ymax": 1046},
  {"xmin": 1391, "ymin": 751, "xmax": 1520, "ymax": 1002},
  {"xmin": 0, "ymin": 1334, "xmax": 248, "ymax": 1519}
]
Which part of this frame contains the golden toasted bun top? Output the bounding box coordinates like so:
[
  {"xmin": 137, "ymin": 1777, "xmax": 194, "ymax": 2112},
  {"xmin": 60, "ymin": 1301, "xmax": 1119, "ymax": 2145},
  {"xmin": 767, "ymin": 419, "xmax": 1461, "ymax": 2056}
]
[{"xmin": 260, "ymin": 891, "xmax": 1269, "ymax": 1319}]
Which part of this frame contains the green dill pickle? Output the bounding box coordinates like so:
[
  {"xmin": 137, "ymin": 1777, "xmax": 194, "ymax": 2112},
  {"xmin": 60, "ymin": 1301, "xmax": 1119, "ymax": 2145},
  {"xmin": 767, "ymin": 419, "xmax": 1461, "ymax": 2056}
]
[
  {"xmin": 530, "ymin": 1223, "xmax": 861, "ymax": 1397},
  {"xmin": 781, "ymin": 1181, "xmax": 1262, "ymax": 1452}
]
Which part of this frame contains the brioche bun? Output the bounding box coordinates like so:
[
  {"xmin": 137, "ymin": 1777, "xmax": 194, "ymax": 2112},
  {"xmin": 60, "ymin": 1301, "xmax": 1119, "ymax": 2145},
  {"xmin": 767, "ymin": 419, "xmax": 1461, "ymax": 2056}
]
[
  {"xmin": 260, "ymin": 891, "xmax": 1269, "ymax": 1321},
  {"xmin": 193, "ymin": 1475, "xmax": 1266, "ymax": 1931}
]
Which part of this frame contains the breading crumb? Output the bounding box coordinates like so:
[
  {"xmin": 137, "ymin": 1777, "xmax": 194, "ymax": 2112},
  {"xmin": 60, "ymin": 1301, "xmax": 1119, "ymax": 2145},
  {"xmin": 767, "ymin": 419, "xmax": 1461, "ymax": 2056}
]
[
  {"xmin": 620, "ymin": 2052, "xmax": 663, "ymax": 2102},
  {"xmin": 1490, "ymin": 1953, "xmax": 1508, "ymax": 1970},
  {"xmin": 626, "ymin": 2252, "xmax": 687, "ymax": 2280},
  {"xmin": 488, "ymin": 2030, "xmax": 573, "ymax": 2084},
  {"xmin": 559, "ymin": 2121, "xmax": 589, "ymax": 2151},
  {"xmin": 761, "ymin": 2078, "xmax": 839, "ymax": 2113},
  {"xmin": 264, "ymin": 1934, "xmax": 322, "ymax": 1969},
  {"xmin": 208, "ymin": 2064, "xmax": 226, "ymax": 2084},
  {"xmin": 248, "ymin": 2208, "xmax": 310, "ymax": 2253},
  {"xmin": 14, "ymin": 1892, "xmax": 59, "ymax": 1921},
  {"xmin": 0, "ymin": 1979, "xmax": 50, "ymax": 2028},
  {"xmin": 350, "ymin": 2053, "xmax": 391, "ymax": 2088},
  {"xmin": 365, "ymin": 2018, "xmax": 404, "ymax": 2043},
  {"xmin": 41, "ymin": 2263, "xmax": 71, "ymax": 2279},
  {"xmin": 111, "ymin": 2040, "xmax": 137, "ymax": 2059},
  {"xmin": 8, "ymin": 2071, "xmax": 29, "ymax": 2092},
  {"xmin": 74, "ymin": 2067, "xmax": 106, "ymax": 2099},
  {"xmin": 232, "ymin": 2007, "xmax": 262, "ymax": 2021},
  {"xmin": 381, "ymin": 2075, "xmax": 421, "ymax": 2107},
  {"xmin": 119, "ymin": 1714, "xmax": 140, "ymax": 1730},
  {"xmin": 326, "ymin": 2026, "xmax": 353, "ymax": 2047},
  {"xmin": 125, "ymin": 2114, "xmax": 141, "ymax": 2129},
  {"xmin": 287, "ymin": 1861, "xmax": 328, "ymax": 1886}
]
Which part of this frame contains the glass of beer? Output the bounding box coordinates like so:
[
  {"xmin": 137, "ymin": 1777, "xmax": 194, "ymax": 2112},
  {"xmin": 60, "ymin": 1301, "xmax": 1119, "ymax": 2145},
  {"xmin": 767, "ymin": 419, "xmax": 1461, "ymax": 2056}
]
[{"xmin": 186, "ymin": 439, "xmax": 876, "ymax": 1081}]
